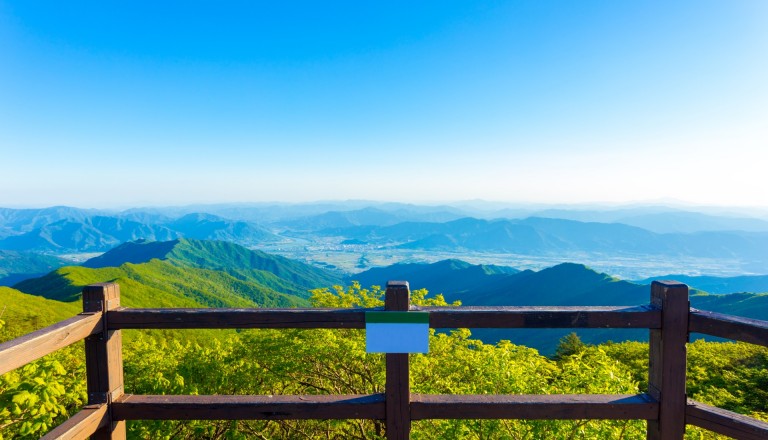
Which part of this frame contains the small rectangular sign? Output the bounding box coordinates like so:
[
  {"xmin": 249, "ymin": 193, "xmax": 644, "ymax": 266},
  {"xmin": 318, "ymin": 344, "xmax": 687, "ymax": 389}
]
[{"xmin": 365, "ymin": 312, "xmax": 429, "ymax": 353}]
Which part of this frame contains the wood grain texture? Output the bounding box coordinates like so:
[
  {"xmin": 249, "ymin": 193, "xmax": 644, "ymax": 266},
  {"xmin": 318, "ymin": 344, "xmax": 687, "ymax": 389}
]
[
  {"xmin": 686, "ymin": 399, "xmax": 768, "ymax": 440},
  {"xmin": 647, "ymin": 281, "xmax": 689, "ymax": 440},
  {"xmin": 112, "ymin": 394, "xmax": 385, "ymax": 420},
  {"xmin": 689, "ymin": 309, "xmax": 768, "ymax": 347},
  {"xmin": 83, "ymin": 283, "xmax": 126, "ymax": 440},
  {"xmin": 0, "ymin": 313, "xmax": 101, "ymax": 376},
  {"xmin": 416, "ymin": 305, "xmax": 660, "ymax": 328},
  {"xmin": 39, "ymin": 404, "xmax": 109, "ymax": 440},
  {"xmin": 411, "ymin": 394, "xmax": 659, "ymax": 420}
]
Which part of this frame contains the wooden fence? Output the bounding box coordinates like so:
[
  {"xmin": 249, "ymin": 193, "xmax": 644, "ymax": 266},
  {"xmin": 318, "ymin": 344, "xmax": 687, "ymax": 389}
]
[{"xmin": 1, "ymin": 280, "xmax": 768, "ymax": 439}]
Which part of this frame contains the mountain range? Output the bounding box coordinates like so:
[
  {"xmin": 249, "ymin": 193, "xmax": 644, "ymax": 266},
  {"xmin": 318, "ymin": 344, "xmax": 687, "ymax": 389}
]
[
  {"xmin": 4, "ymin": 205, "xmax": 768, "ymax": 278},
  {"xmin": 0, "ymin": 211, "xmax": 280, "ymax": 252}
]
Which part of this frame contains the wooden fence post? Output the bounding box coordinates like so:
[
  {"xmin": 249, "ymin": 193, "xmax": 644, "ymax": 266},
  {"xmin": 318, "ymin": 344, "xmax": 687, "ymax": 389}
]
[
  {"xmin": 83, "ymin": 283, "xmax": 126, "ymax": 440},
  {"xmin": 385, "ymin": 281, "xmax": 411, "ymax": 440},
  {"xmin": 647, "ymin": 281, "xmax": 689, "ymax": 440}
]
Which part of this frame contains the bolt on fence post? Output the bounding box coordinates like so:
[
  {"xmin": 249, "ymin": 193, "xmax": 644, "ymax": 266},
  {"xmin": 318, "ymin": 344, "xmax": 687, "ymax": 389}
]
[
  {"xmin": 385, "ymin": 281, "xmax": 411, "ymax": 439},
  {"xmin": 83, "ymin": 283, "xmax": 126, "ymax": 440},
  {"xmin": 647, "ymin": 280, "xmax": 689, "ymax": 440}
]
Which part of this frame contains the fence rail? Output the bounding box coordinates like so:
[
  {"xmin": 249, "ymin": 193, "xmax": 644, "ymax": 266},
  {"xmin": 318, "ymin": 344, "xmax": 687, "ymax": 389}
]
[{"xmin": 2, "ymin": 280, "xmax": 768, "ymax": 439}]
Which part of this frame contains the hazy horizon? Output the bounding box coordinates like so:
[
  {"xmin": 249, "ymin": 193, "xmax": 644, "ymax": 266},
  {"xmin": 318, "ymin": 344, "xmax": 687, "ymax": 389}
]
[
  {"xmin": 3, "ymin": 2, "xmax": 767, "ymax": 208},
  {"xmin": 4, "ymin": 198, "xmax": 768, "ymax": 219}
]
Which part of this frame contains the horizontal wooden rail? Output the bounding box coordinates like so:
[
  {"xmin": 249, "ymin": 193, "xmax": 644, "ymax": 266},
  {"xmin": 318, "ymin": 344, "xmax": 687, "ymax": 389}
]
[
  {"xmin": 108, "ymin": 307, "xmax": 368, "ymax": 329},
  {"xmin": 39, "ymin": 404, "xmax": 109, "ymax": 440},
  {"xmin": 0, "ymin": 313, "xmax": 102, "ymax": 375},
  {"xmin": 410, "ymin": 394, "xmax": 659, "ymax": 420},
  {"xmin": 109, "ymin": 393, "xmax": 660, "ymax": 423},
  {"xmin": 107, "ymin": 305, "xmax": 659, "ymax": 330},
  {"xmin": 111, "ymin": 394, "xmax": 385, "ymax": 420},
  {"xmin": 689, "ymin": 309, "xmax": 768, "ymax": 347},
  {"xmin": 686, "ymin": 399, "xmax": 768, "ymax": 440},
  {"xmin": 417, "ymin": 305, "xmax": 660, "ymax": 328}
]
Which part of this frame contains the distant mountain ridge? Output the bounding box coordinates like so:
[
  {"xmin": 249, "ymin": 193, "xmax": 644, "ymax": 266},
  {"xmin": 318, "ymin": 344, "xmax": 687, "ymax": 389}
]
[
  {"xmin": 0, "ymin": 250, "xmax": 65, "ymax": 286},
  {"xmin": 637, "ymin": 274, "xmax": 768, "ymax": 295},
  {"xmin": 279, "ymin": 207, "xmax": 463, "ymax": 230},
  {"xmin": 323, "ymin": 216, "xmax": 768, "ymax": 264},
  {"xmin": 350, "ymin": 259, "xmax": 521, "ymax": 301}
]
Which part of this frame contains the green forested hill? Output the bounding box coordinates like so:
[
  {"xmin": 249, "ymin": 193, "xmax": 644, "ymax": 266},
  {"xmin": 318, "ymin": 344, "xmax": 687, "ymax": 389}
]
[
  {"xmin": 0, "ymin": 250, "xmax": 65, "ymax": 286},
  {"xmin": 354, "ymin": 260, "xmax": 647, "ymax": 306},
  {"xmin": 350, "ymin": 259, "xmax": 520, "ymax": 302},
  {"xmin": 690, "ymin": 291, "xmax": 768, "ymax": 320},
  {"xmin": 83, "ymin": 238, "xmax": 343, "ymax": 299},
  {"xmin": 354, "ymin": 259, "xmax": 768, "ymax": 353}
]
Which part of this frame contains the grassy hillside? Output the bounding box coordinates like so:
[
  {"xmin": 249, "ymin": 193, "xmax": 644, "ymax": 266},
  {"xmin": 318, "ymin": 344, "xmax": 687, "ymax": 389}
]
[
  {"xmin": 15, "ymin": 259, "xmax": 308, "ymax": 308},
  {"xmin": 690, "ymin": 291, "xmax": 768, "ymax": 320},
  {"xmin": 0, "ymin": 286, "xmax": 80, "ymax": 341},
  {"xmin": 0, "ymin": 250, "xmax": 65, "ymax": 286}
]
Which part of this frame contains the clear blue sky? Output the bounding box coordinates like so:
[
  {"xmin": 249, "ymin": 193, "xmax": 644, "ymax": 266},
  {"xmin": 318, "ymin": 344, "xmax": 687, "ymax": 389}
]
[{"xmin": 1, "ymin": 1, "xmax": 767, "ymax": 208}]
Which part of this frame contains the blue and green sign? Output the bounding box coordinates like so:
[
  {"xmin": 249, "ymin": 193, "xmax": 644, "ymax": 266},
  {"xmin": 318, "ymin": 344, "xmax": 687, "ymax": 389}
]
[{"xmin": 365, "ymin": 312, "xmax": 429, "ymax": 353}]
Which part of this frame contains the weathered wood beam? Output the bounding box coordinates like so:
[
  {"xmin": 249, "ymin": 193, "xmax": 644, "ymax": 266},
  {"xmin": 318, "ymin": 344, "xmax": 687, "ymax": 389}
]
[
  {"xmin": 418, "ymin": 305, "xmax": 660, "ymax": 328},
  {"xmin": 410, "ymin": 394, "xmax": 659, "ymax": 420},
  {"xmin": 385, "ymin": 281, "xmax": 411, "ymax": 440},
  {"xmin": 108, "ymin": 308, "xmax": 369, "ymax": 329},
  {"xmin": 111, "ymin": 394, "xmax": 386, "ymax": 420},
  {"xmin": 686, "ymin": 399, "xmax": 768, "ymax": 440},
  {"xmin": 689, "ymin": 309, "xmax": 768, "ymax": 347},
  {"xmin": 0, "ymin": 313, "xmax": 102, "ymax": 376},
  {"xmin": 647, "ymin": 281, "xmax": 689, "ymax": 440},
  {"xmin": 39, "ymin": 404, "xmax": 109, "ymax": 440},
  {"xmin": 83, "ymin": 283, "xmax": 126, "ymax": 439}
]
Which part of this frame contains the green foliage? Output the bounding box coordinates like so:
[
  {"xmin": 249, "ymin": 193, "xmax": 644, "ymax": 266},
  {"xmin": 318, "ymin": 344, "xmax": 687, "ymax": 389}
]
[
  {"xmin": 686, "ymin": 339, "xmax": 768, "ymax": 415},
  {"xmin": 554, "ymin": 332, "xmax": 587, "ymax": 360},
  {"xmin": 603, "ymin": 339, "xmax": 768, "ymax": 439},
  {"xmin": 0, "ymin": 347, "xmax": 86, "ymax": 439}
]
